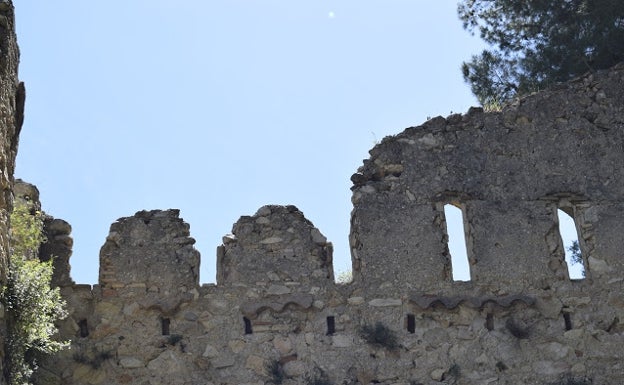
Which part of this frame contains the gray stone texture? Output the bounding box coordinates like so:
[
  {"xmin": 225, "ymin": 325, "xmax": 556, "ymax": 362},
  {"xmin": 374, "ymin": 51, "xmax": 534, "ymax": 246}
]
[
  {"xmin": 217, "ymin": 205, "xmax": 334, "ymax": 288},
  {"xmin": 99, "ymin": 209, "xmax": 199, "ymax": 295}
]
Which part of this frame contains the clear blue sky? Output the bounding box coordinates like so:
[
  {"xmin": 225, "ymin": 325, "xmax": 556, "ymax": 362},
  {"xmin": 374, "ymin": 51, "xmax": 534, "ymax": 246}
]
[{"xmin": 15, "ymin": 2, "xmax": 511, "ymax": 284}]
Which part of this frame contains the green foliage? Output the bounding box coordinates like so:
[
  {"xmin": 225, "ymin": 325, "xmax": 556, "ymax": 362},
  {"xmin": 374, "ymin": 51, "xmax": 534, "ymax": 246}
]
[
  {"xmin": 3, "ymin": 201, "xmax": 68, "ymax": 385},
  {"xmin": 9, "ymin": 202, "xmax": 45, "ymax": 260},
  {"xmin": 482, "ymin": 98, "xmax": 503, "ymax": 113},
  {"xmin": 359, "ymin": 322, "xmax": 399, "ymax": 350},
  {"xmin": 72, "ymin": 349, "xmax": 113, "ymax": 370},
  {"xmin": 567, "ymin": 240, "xmax": 586, "ymax": 278},
  {"xmin": 447, "ymin": 363, "xmax": 460, "ymax": 378},
  {"xmin": 166, "ymin": 334, "xmax": 184, "ymax": 346},
  {"xmin": 548, "ymin": 375, "xmax": 593, "ymax": 385},
  {"xmin": 445, "ymin": 363, "xmax": 461, "ymax": 384},
  {"xmin": 305, "ymin": 368, "xmax": 332, "ymax": 385},
  {"xmin": 505, "ymin": 318, "xmax": 530, "ymax": 339},
  {"xmin": 458, "ymin": 0, "xmax": 624, "ymax": 104},
  {"xmin": 266, "ymin": 359, "xmax": 284, "ymax": 385},
  {"xmin": 335, "ymin": 270, "xmax": 352, "ymax": 284},
  {"xmin": 567, "ymin": 240, "xmax": 583, "ymax": 265}
]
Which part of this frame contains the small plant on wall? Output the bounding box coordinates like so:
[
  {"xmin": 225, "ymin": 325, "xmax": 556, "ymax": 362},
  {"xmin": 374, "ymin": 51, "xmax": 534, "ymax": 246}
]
[
  {"xmin": 266, "ymin": 359, "xmax": 284, "ymax": 385},
  {"xmin": 305, "ymin": 367, "xmax": 332, "ymax": 385},
  {"xmin": 72, "ymin": 348, "xmax": 114, "ymax": 370},
  {"xmin": 548, "ymin": 375, "xmax": 593, "ymax": 385},
  {"xmin": 505, "ymin": 318, "xmax": 530, "ymax": 339},
  {"xmin": 166, "ymin": 334, "xmax": 184, "ymax": 346},
  {"xmin": 359, "ymin": 321, "xmax": 399, "ymax": 350}
]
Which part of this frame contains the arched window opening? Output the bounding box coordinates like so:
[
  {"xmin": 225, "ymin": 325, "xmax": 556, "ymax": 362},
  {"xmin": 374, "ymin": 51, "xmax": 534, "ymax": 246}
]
[
  {"xmin": 444, "ymin": 204, "xmax": 471, "ymax": 281},
  {"xmin": 557, "ymin": 209, "xmax": 585, "ymax": 280}
]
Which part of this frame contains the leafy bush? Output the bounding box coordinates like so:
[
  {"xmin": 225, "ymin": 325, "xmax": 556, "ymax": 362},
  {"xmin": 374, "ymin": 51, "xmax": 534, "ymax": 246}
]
[
  {"xmin": 567, "ymin": 240, "xmax": 586, "ymax": 277},
  {"xmin": 359, "ymin": 322, "xmax": 399, "ymax": 350},
  {"xmin": 72, "ymin": 349, "xmax": 113, "ymax": 369},
  {"xmin": 548, "ymin": 376, "xmax": 593, "ymax": 385},
  {"xmin": 3, "ymin": 201, "xmax": 68, "ymax": 385},
  {"xmin": 166, "ymin": 334, "xmax": 184, "ymax": 346},
  {"xmin": 305, "ymin": 368, "xmax": 332, "ymax": 385},
  {"xmin": 266, "ymin": 359, "xmax": 284, "ymax": 385},
  {"xmin": 447, "ymin": 363, "xmax": 461, "ymax": 379},
  {"xmin": 444, "ymin": 364, "xmax": 461, "ymax": 384},
  {"xmin": 505, "ymin": 318, "xmax": 530, "ymax": 339},
  {"xmin": 335, "ymin": 270, "xmax": 352, "ymax": 284}
]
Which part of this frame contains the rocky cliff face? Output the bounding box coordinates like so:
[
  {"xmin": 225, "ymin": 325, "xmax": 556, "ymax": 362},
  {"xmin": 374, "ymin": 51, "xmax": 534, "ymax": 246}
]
[
  {"xmin": 24, "ymin": 63, "xmax": 624, "ymax": 385},
  {"xmin": 0, "ymin": 1, "xmax": 23, "ymax": 383}
]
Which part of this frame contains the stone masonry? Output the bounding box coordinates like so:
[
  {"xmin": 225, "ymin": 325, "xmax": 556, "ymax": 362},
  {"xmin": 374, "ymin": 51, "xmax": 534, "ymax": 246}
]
[{"xmin": 24, "ymin": 63, "xmax": 624, "ymax": 385}]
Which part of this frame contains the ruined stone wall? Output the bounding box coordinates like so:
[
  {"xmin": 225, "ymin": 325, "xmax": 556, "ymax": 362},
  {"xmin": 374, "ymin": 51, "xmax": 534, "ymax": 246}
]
[
  {"xmin": 351, "ymin": 65, "xmax": 624, "ymax": 294},
  {"xmin": 28, "ymin": 64, "xmax": 624, "ymax": 385},
  {"xmin": 0, "ymin": 1, "xmax": 23, "ymax": 383}
]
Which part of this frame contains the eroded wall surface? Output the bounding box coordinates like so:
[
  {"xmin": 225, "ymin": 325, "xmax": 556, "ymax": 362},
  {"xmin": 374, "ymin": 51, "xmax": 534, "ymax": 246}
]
[{"xmin": 32, "ymin": 65, "xmax": 624, "ymax": 385}]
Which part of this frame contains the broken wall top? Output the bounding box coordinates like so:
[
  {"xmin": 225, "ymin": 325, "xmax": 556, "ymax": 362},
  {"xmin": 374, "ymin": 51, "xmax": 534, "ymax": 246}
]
[
  {"xmin": 353, "ymin": 66, "xmax": 624, "ymax": 203},
  {"xmin": 350, "ymin": 63, "xmax": 624, "ymax": 294}
]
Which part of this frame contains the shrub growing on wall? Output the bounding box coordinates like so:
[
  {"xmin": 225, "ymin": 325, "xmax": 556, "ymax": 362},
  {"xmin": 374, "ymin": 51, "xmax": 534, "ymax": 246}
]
[
  {"xmin": 3, "ymin": 201, "xmax": 67, "ymax": 385},
  {"xmin": 359, "ymin": 322, "xmax": 399, "ymax": 350}
]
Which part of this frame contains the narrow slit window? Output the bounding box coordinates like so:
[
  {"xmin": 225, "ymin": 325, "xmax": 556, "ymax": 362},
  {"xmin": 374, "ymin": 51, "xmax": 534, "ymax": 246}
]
[
  {"xmin": 563, "ymin": 312, "xmax": 572, "ymax": 331},
  {"xmin": 243, "ymin": 317, "xmax": 253, "ymax": 335},
  {"xmin": 444, "ymin": 204, "xmax": 471, "ymax": 281},
  {"xmin": 78, "ymin": 319, "xmax": 89, "ymax": 338},
  {"xmin": 406, "ymin": 314, "xmax": 416, "ymax": 334},
  {"xmin": 485, "ymin": 313, "xmax": 494, "ymax": 331},
  {"xmin": 557, "ymin": 209, "xmax": 586, "ymax": 279},
  {"xmin": 161, "ymin": 318, "xmax": 170, "ymax": 336},
  {"xmin": 326, "ymin": 316, "xmax": 336, "ymax": 335}
]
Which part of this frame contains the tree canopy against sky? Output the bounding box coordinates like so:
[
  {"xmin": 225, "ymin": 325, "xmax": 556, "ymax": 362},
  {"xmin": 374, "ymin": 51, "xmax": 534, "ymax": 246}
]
[{"xmin": 458, "ymin": 0, "xmax": 624, "ymax": 105}]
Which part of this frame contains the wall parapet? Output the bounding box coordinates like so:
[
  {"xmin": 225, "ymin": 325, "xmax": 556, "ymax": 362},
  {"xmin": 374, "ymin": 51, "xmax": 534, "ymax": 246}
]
[
  {"xmin": 98, "ymin": 209, "xmax": 199, "ymax": 296},
  {"xmin": 216, "ymin": 205, "xmax": 334, "ymax": 290}
]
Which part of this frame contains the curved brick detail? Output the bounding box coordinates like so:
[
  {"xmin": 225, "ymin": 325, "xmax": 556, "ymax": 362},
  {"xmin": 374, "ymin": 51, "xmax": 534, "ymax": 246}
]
[
  {"xmin": 240, "ymin": 294, "xmax": 315, "ymax": 319},
  {"xmin": 409, "ymin": 294, "xmax": 536, "ymax": 310}
]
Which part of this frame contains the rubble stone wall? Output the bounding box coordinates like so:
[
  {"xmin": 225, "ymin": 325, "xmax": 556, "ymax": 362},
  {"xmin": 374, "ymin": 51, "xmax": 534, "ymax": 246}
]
[{"xmin": 29, "ymin": 64, "xmax": 624, "ymax": 385}]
